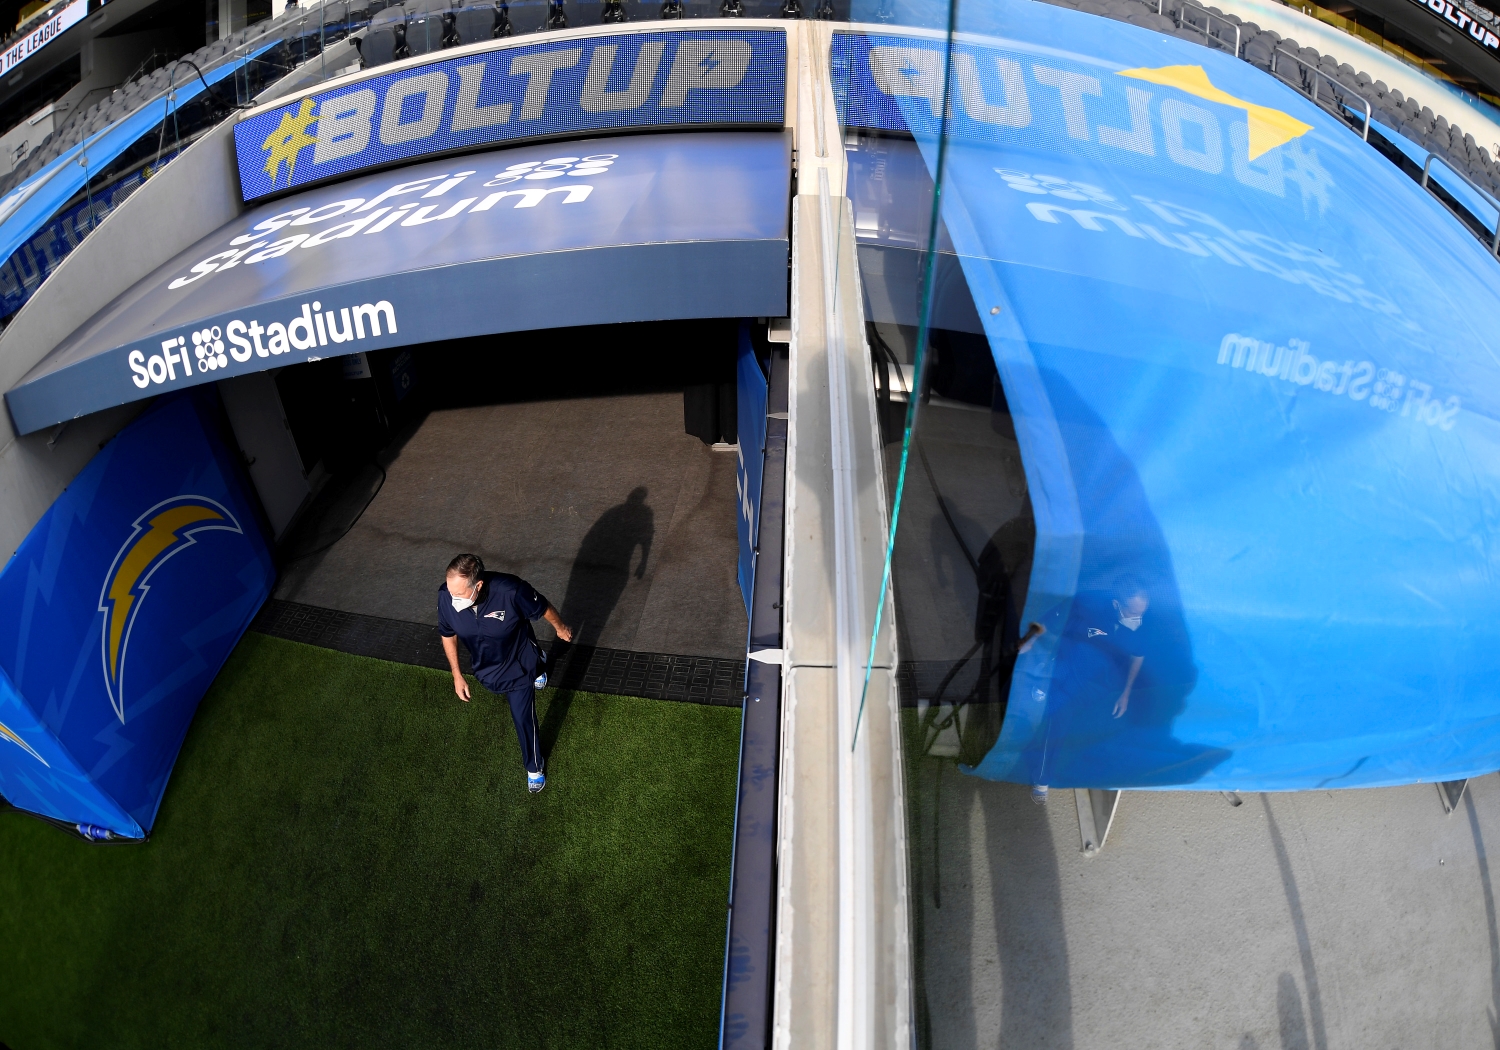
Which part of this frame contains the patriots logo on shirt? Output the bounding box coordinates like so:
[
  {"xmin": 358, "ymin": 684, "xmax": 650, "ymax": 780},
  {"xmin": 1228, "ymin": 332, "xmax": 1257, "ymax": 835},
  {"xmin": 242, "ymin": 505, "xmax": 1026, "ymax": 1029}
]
[
  {"xmin": 485, "ymin": 610, "xmax": 505, "ymax": 620},
  {"xmin": 1087, "ymin": 627, "xmax": 1108, "ymax": 637}
]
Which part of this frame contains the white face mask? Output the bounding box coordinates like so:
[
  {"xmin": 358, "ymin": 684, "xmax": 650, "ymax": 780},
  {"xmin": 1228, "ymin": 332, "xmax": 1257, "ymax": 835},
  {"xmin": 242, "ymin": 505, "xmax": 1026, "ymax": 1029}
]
[
  {"xmin": 451, "ymin": 581, "xmax": 478, "ymax": 612},
  {"xmin": 1114, "ymin": 599, "xmax": 1144, "ymax": 631}
]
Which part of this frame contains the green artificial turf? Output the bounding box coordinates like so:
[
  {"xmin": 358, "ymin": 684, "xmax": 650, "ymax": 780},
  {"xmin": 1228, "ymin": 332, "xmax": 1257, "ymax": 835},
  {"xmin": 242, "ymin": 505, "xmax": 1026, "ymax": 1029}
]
[{"xmin": 0, "ymin": 633, "xmax": 741, "ymax": 1050}]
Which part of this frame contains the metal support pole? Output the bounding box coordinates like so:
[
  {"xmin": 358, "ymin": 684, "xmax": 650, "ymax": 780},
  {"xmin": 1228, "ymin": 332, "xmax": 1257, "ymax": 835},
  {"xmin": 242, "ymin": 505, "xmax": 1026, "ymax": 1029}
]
[
  {"xmin": 1438, "ymin": 779, "xmax": 1470, "ymax": 815},
  {"xmin": 1075, "ymin": 788, "xmax": 1122, "ymax": 857}
]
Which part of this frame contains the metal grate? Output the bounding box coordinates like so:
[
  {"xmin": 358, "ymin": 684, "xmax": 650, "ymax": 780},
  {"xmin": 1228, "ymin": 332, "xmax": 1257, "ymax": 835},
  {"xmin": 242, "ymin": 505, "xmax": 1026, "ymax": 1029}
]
[{"xmin": 249, "ymin": 598, "xmax": 746, "ymax": 707}]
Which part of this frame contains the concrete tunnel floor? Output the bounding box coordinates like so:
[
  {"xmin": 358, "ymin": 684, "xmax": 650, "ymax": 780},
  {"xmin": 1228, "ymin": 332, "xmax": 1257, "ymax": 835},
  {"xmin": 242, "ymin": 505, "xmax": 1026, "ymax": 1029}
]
[
  {"xmin": 909, "ymin": 766, "xmax": 1500, "ymax": 1049},
  {"xmin": 272, "ymin": 391, "xmax": 748, "ymax": 660}
]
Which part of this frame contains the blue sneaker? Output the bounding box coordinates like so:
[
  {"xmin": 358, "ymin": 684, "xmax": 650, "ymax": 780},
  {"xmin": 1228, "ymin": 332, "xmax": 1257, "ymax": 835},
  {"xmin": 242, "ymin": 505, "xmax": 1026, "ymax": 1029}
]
[
  {"xmin": 533, "ymin": 671, "xmax": 548, "ymax": 689},
  {"xmin": 528, "ymin": 770, "xmax": 546, "ymax": 794}
]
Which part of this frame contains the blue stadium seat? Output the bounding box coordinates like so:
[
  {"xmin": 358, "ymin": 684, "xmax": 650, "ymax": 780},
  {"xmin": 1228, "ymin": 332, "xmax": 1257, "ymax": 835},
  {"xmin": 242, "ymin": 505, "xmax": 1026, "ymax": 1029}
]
[
  {"xmin": 402, "ymin": 0, "xmax": 450, "ymax": 56},
  {"xmin": 359, "ymin": 3, "xmax": 407, "ymax": 66},
  {"xmin": 451, "ymin": 0, "xmax": 502, "ymax": 43}
]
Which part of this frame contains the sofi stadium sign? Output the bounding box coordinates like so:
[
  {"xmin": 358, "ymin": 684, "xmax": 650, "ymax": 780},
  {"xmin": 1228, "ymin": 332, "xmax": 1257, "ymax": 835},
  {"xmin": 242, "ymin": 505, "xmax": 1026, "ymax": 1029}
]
[
  {"xmin": 2, "ymin": 0, "xmax": 87, "ymax": 76},
  {"xmin": 232, "ymin": 26, "xmax": 786, "ymax": 201}
]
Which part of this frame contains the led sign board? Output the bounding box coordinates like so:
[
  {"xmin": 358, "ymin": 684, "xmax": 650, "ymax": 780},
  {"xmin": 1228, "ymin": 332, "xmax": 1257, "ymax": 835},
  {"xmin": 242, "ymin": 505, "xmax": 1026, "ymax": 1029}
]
[
  {"xmin": 232, "ymin": 27, "xmax": 787, "ymax": 201},
  {"xmin": 1, "ymin": 0, "xmax": 88, "ymax": 76},
  {"xmin": 1405, "ymin": 0, "xmax": 1500, "ymax": 53}
]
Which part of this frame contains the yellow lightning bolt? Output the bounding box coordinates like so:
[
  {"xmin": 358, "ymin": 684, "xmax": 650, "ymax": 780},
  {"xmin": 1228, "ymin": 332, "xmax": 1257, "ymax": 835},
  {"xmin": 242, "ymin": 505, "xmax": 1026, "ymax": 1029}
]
[
  {"xmin": 1117, "ymin": 65, "xmax": 1314, "ymax": 160},
  {"xmin": 0, "ymin": 720, "xmax": 48, "ymax": 767},
  {"xmin": 261, "ymin": 98, "xmax": 319, "ymax": 185},
  {"xmin": 104, "ymin": 504, "xmax": 225, "ymax": 689}
]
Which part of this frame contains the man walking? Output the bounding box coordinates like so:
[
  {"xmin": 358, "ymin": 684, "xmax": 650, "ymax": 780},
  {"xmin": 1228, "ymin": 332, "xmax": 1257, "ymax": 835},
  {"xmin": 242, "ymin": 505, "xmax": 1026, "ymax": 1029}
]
[{"xmin": 438, "ymin": 553, "xmax": 573, "ymax": 794}]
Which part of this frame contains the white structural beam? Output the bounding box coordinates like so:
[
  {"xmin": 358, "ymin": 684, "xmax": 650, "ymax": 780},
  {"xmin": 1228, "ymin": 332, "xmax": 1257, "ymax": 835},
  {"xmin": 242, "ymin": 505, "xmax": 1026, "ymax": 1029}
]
[{"xmin": 773, "ymin": 23, "xmax": 911, "ymax": 1050}]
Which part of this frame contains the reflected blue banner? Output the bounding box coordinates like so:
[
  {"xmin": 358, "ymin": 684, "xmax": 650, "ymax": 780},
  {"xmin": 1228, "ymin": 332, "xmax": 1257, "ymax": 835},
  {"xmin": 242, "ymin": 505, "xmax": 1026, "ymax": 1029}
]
[
  {"xmin": 0, "ymin": 392, "xmax": 273, "ymax": 837},
  {"xmin": 838, "ymin": 12, "xmax": 1500, "ymax": 790}
]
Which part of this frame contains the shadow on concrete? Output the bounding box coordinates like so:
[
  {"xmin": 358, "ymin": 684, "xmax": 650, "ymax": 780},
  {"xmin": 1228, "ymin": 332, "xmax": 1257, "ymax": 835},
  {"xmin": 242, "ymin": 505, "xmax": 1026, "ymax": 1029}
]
[
  {"xmin": 985, "ymin": 781, "xmax": 1072, "ymax": 1050},
  {"xmin": 1277, "ymin": 971, "xmax": 1310, "ymax": 1050},
  {"xmin": 1463, "ymin": 790, "xmax": 1500, "ymax": 1050},
  {"xmin": 559, "ymin": 487, "xmax": 654, "ymax": 650},
  {"xmin": 541, "ymin": 489, "xmax": 656, "ymax": 751},
  {"xmin": 1262, "ymin": 796, "xmax": 1328, "ymax": 1050},
  {"xmin": 537, "ymin": 483, "xmax": 660, "ymax": 756},
  {"xmin": 912, "ymin": 775, "xmax": 1073, "ymax": 1050}
]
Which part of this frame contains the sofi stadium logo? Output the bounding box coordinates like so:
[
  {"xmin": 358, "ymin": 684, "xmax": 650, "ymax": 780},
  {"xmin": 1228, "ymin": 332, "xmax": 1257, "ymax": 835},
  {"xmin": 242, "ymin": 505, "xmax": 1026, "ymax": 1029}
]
[
  {"xmin": 167, "ymin": 162, "xmax": 603, "ymax": 296},
  {"xmin": 232, "ymin": 28, "xmax": 786, "ymax": 200},
  {"xmin": 128, "ymin": 299, "xmax": 398, "ymax": 389},
  {"xmin": 99, "ymin": 497, "xmax": 243, "ymax": 723}
]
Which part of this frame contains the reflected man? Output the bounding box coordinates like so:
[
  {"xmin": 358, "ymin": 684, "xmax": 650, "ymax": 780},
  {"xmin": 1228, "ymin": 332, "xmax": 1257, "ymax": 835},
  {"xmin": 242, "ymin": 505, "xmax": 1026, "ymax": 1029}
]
[{"xmin": 1078, "ymin": 575, "xmax": 1151, "ymax": 720}]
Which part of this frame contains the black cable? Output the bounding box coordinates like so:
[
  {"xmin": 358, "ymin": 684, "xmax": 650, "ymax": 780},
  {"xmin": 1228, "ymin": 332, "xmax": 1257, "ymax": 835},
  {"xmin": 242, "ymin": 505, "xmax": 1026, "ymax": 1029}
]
[
  {"xmin": 171, "ymin": 59, "xmax": 255, "ymax": 114},
  {"xmin": 917, "ymin": 438, "xmax": 980, "ymax": 576},
  {"xmin": 932, "ymin": 759, "xmax": 943, "ymax": 909},
  {"xmin": 282, "ymin": 461, "xmax": 388, "ymax": 563}
]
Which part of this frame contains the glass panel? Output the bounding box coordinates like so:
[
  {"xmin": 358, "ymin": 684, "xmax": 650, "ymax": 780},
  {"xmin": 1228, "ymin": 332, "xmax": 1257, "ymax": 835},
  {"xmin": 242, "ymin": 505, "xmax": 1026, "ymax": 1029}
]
[{"xmin": 843, "ymin": 0, "xmax": 1500, "ymax": 1039}]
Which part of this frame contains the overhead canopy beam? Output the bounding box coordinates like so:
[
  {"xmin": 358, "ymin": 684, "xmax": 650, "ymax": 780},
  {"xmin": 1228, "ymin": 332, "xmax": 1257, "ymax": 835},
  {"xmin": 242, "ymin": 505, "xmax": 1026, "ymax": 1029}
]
[{"xmin": 6, "ymin": 130, "xmax": 791, "ymax": 436}]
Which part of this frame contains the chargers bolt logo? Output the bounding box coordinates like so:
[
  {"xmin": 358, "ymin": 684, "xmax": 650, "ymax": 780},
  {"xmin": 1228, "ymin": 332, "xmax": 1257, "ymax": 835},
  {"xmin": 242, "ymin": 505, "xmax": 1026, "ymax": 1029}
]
[
  {"xmin": 0, "ymin": 721, "xmax": 48, "ymax": 766},
  {"xmin": 99, "ymin": 496, "xmax": 243, "ymax": 723},
  {"xmin": 193, "ymin": 327, "xmax": 228, "ymax": 371}
]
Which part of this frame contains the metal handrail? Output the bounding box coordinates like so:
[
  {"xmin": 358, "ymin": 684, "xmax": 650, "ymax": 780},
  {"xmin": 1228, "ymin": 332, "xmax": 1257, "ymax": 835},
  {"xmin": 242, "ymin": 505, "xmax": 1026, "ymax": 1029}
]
[
  {"xmin": 1421, "ymin": 151, "xmax": 1500, "ymax": 257},
  {"xmin": 1159, "ymin": 0, "xmax": 1241, "ymax": 57},
  {"xmin": 1271, "ymin": 46, "xmax": 1371, "ymax": 142}
]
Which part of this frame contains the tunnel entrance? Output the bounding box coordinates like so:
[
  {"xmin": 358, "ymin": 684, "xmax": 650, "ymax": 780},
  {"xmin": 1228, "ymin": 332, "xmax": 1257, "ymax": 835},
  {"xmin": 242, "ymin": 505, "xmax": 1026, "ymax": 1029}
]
[{"xmin": 222, "ymin": 317, "xmax": 761, "ymax": 663}]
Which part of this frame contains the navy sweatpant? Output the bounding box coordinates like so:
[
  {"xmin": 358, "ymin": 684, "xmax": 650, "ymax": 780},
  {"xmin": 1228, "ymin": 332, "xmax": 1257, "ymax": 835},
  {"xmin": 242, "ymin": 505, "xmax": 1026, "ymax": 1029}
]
[{"xmin": 489, "ymin": 679, "xmax": 542, "ymax": 774}]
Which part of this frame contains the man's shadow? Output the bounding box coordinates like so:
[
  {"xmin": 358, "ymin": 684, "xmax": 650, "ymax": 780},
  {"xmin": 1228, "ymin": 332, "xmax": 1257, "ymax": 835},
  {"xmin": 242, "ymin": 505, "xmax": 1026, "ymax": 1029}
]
[
  {"xmin": 913, "ymin": 499, "xmax": 1036, "ymax": 768},
  {"xmin": 539, "ymin": 487, "xmax": 654, "ymax": 756}
]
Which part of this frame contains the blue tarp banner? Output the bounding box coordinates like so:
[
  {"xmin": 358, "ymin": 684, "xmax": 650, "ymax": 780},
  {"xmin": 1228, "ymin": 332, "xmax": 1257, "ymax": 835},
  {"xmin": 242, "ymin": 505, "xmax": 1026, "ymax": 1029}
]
[
  {"xmin": 0, "ymin": 391, "xmax": 274, "ymax": 836},
  {"xmin": 837, "ymin": 10, "xmax": 1500, "ymax": 790},
  {"xmin": 736, "ymin": 322, "xmax": 768, "ymax": 615}
]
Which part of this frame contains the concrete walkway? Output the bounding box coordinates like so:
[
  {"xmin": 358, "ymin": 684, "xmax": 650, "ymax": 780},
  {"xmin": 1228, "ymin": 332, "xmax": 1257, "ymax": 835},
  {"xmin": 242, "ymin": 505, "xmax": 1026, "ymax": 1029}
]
[
  {"xmin": 274, "ymin": 392, "xmax": 747, "ymax": 660},
  {"xmin": 910, "ymin": 763, "xmax": 1500, "ymax": 1048}
]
